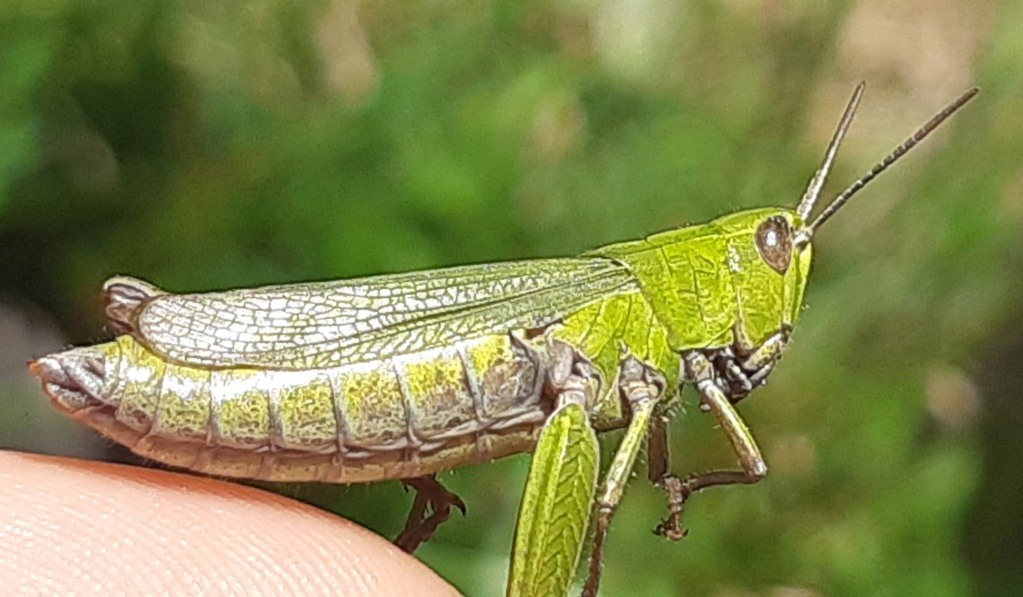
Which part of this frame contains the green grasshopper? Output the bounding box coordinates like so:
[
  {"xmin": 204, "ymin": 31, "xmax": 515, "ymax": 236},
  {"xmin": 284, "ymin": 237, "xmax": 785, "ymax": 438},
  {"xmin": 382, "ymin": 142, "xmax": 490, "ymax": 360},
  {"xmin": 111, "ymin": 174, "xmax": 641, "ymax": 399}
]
[{"xmin": 29, "ymin": 83, "xmax": 975, "ymax": 596}]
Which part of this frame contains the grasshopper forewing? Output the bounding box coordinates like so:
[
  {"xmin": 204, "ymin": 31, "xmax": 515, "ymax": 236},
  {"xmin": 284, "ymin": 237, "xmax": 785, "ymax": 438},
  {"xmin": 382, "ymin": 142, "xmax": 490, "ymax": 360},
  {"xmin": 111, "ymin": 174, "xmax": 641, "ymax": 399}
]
[{"xmin": 29, "ymin": 84, "xmax": 977, "ymax": 595}]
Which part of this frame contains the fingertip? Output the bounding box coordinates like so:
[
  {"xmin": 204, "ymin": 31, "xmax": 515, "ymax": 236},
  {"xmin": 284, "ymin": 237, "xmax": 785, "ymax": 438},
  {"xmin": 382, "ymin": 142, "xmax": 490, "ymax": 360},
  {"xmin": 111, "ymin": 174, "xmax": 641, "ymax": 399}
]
[{"xmin": 0, "ymin": 452, "xmax": 460, "ymax": 596}]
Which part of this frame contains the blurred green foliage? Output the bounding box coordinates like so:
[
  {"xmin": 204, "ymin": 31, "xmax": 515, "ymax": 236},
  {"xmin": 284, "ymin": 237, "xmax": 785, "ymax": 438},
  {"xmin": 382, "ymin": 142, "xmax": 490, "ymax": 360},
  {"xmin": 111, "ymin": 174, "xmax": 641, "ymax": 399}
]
[{"xmin": 2, "ymin": 1, "xmax": 1022, "ymax": 596}]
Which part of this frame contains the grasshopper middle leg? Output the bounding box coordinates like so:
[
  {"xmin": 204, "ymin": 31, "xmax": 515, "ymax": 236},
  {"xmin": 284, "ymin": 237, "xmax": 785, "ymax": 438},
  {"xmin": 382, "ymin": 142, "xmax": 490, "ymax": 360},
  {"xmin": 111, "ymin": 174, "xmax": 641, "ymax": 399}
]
[{"xmin": 582, "ymin": 355, "xmax": 666, "ymax": 597}]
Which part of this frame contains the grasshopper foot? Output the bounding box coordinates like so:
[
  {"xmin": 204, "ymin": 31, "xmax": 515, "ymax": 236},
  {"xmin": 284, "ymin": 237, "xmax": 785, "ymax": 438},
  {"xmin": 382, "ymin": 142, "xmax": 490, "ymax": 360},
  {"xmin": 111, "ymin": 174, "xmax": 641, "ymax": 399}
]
[
  {"xmin": 394, "ymin": 474, "xmax": 466, "ymax": 553},
  {"xmin": 654, "ymin": 474, "xmax": 689, "ymax": 541}
]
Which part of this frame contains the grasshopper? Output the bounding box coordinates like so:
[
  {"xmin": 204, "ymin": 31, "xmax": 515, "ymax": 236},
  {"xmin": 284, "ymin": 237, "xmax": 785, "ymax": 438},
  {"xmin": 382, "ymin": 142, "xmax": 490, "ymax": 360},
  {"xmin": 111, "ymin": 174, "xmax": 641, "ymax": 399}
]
[{"xmin": 29, "ymin": 83, "xmax": 976, "ymax": 596}]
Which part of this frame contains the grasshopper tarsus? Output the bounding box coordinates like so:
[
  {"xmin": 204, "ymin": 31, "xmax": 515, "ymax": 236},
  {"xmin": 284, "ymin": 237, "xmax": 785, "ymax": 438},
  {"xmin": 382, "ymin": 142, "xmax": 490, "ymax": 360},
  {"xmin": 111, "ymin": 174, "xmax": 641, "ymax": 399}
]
[
  {"xmin": 394, "ymin": 474, "xmax": 465, "ymax": 553},
  {"xmin": 654, "ymin": 475, "xmax": 689, "ymax": 541}
]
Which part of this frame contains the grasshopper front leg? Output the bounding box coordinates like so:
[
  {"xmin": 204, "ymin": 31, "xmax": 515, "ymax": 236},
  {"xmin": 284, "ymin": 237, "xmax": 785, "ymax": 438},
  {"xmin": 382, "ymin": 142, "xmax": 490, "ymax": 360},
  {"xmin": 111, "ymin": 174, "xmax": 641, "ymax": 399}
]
[{"xmin": 654, "ymin": 350, "xmax": 768, "ymax": 539}]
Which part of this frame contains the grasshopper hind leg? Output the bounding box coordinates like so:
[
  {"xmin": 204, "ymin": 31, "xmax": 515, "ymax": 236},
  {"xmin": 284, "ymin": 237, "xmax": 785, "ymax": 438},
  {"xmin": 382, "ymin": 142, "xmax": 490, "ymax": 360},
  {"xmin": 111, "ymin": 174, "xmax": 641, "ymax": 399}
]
[
  {"xmin": 102, "ymin": 276, "xmax": 166, "ymax": 334},
  {"xmin": 393, "ymin": 474, "xmax": 466, "ymax": 553}
]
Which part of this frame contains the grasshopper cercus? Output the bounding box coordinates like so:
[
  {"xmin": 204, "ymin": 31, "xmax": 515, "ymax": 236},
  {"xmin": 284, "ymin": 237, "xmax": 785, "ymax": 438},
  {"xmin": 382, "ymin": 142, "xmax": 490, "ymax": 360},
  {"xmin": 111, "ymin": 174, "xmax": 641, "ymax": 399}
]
[{"xmin": 30, "ymin": 83, "xmax": 977, "ymax": 596}]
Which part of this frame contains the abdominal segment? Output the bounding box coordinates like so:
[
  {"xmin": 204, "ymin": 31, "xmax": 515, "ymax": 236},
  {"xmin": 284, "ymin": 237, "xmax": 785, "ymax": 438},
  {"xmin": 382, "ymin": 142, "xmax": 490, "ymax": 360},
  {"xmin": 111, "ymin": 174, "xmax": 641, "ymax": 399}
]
[{"xmin": 37, "ymin": 333, "xmax": 553, "ymax": 483}]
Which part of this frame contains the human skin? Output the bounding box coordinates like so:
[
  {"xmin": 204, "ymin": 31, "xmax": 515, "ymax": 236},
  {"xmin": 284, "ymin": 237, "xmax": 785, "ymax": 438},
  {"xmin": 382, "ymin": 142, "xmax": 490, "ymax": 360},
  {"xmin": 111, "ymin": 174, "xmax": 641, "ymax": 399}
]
[{"xmin": 0, "ymin": 451, "xmax": 460, "ymax": 596}]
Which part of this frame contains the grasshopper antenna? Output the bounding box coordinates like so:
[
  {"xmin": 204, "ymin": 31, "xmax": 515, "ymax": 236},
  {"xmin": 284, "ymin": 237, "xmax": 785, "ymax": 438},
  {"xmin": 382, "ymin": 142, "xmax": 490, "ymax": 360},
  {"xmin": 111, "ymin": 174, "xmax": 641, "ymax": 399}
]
[
  {"xmin": 796, "ymin": 86, "xmax": 979, "ymax": 246},
  {"xmin": 796, "ymin": 82, "xmax": 866, "ymax": 223}
]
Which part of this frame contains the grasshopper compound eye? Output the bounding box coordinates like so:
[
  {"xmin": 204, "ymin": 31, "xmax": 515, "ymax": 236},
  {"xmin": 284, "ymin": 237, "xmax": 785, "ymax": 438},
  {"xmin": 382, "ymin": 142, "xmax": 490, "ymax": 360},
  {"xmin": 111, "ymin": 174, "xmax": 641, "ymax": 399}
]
[{"xmin": 755, "ymin": 216, "xmax": 793, "ymax": 274}]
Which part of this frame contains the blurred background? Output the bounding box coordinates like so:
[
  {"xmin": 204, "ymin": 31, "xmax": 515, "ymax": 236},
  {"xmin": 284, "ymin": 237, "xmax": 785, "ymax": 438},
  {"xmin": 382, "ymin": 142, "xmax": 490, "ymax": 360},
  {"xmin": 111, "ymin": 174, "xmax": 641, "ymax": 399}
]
[{"xmin": 1, "ymin": 1, "xmax": 1020, "ymax": 595}]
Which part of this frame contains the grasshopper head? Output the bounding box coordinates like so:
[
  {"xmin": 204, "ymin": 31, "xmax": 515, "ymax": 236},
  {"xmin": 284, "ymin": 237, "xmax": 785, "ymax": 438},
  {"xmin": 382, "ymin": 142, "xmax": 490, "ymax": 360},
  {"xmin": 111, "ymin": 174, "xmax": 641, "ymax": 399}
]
[
  {"xmin": 710, "ymin": 207, "xmax": 812, "ymax": 351},
  {"xmin": 699, "ymin": 85, "xmax": 976, "ymax": 408},
  {"xmin": 729, "ymin": 83, "xmax": 978, "ymax": 352}
]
